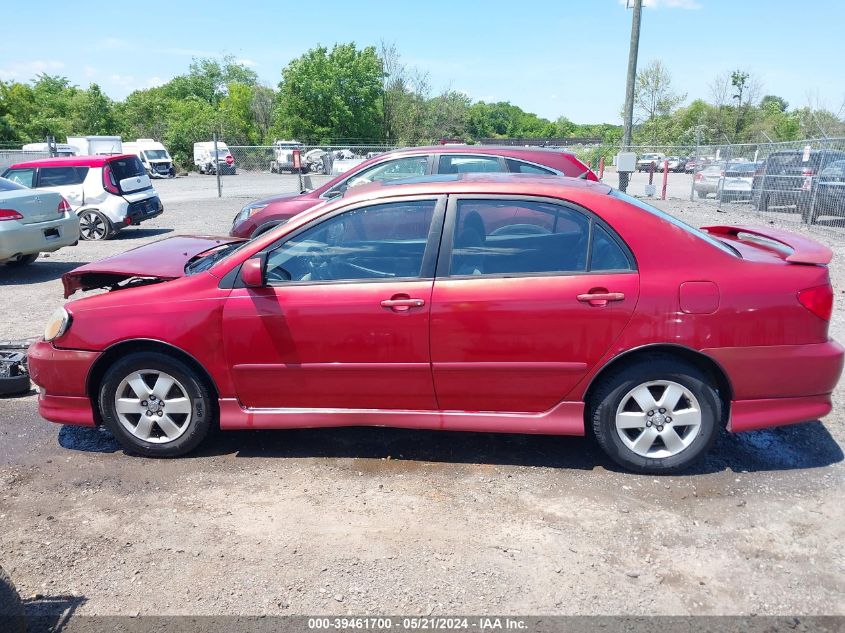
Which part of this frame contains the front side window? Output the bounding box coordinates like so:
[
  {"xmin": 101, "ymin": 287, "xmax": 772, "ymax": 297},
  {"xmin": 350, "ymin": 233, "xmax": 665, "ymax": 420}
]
[
  {"xmin": 439, "ymin": 155, "xmax": 505, "ymax": 174},
  {"xmin": 335, "ymin": 156, "xmax": 430, "ymax": 194},
  {"xmin": 265, "ymin": 199, "xmax": 437, "ymax": 283},
  {"xmin": 3, "ymin": 168, "xmax": 35, "ymax": 188},
  {"xmin": 38, "ymin": 166, "xmax": 88, "ymax": 187}
]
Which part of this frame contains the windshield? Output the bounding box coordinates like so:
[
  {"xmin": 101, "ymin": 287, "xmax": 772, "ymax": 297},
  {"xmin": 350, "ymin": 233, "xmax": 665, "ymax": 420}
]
[
  {"xmin": 610, "ymin": 190, "xmax": 740, "ymax": 257},
  {"xmin": 144, "ymin": 149, "xmax": 169, "ymax": 161},
  {"xmin": 185, "ymin": 242, "xmax": 249, "ymax": 275}
]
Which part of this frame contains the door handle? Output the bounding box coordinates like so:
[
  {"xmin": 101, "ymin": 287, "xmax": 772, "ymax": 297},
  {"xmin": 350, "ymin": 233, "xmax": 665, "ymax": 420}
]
[
  {"xmin": 380, "ymin": 297, "xmax": 426, "ymax": 311},
  {"xmin": 577, "ymin": 291, "xmax": 625, "ymax": 307}
]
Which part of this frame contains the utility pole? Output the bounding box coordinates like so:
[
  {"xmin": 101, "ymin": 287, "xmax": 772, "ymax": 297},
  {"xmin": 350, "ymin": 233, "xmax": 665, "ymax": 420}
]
[{"xmin": 619, "ymin": 0, "xmax": 643, "ymax": 193}]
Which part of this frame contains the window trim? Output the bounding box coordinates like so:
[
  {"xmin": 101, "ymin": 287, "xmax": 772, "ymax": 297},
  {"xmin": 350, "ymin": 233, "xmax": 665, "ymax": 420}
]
[
  {"xmin": 435, "ymin": 194, "xmax": 637, "ymax": 281},
  {"xmin": 319, "ymin": 154, "xmax": 435, "ymax": 199},
  {"xmin": 232, "ymin": 194, "xmax": 448, "ymax": 289}
]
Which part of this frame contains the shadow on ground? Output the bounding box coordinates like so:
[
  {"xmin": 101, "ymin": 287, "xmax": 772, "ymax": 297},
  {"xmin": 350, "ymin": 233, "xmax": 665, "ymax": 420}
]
[
  {"xmin": 21, "ymin": 594, "xmax": 86, "ymax": 633},
  {"xmin": 59, "ymin": 419, "xmax": 843, "ymax": 475},
  {"xmin": 0, "ymin": 261, "xmax": 86, "ymax": 286}
]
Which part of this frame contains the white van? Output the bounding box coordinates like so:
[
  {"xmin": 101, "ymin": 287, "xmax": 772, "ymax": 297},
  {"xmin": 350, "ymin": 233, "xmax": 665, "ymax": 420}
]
[
  {"xmin": 124, "ymin": 139, "xmax": 175, "ymax": 178},
  {"xmin": 193, "ymin": 141, "xmax": 236, "ymax": 175},
  {"xmin": 22, "ymin": 143, "xmax": 77, "ymax": 157},
  {"xmin": 66, "ymin": 136, "xmax": 123, "ymax": 156}
]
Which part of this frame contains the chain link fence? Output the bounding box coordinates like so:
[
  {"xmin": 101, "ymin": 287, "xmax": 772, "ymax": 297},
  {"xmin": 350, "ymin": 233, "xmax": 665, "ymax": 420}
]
[
  {"xmin": 223, "ymin": 144, "xmax": 400, "ymax": 176},
  {"xmin": 605, "ymin": 138, "xmax": 845, "ymax": 238}
]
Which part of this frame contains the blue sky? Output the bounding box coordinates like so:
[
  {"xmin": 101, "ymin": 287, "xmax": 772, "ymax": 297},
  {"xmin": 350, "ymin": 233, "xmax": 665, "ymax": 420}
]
[{"xmin": 1, "ymin": 0, "xmax": 843, "ymax": 124}]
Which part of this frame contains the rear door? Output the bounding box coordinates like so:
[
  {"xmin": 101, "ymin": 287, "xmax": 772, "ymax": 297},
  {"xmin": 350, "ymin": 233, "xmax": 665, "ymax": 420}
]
[
  {"xmin": 430, "ymin": 195, "xmax": 639, "ymax": 414},
  {"xmin": 36, "ymin": 166, "xmax": 87, "ymax": 208},
  {"xmin": 107, "ymin": 156, "xmax": 153, "ymax": 197}
]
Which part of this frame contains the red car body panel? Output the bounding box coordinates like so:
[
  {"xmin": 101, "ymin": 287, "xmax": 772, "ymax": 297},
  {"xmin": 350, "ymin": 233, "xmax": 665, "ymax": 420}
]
[
  {"xmin": 28, "ymin": 174, "xmax": 843, "ymax": 439},
  {"xmin": 62, "ymin": 235, "xmax": 241, "ymax": 297},
  {"xmin": 230, "ymin": 145, "xmax": 597, "ymax": 238}
]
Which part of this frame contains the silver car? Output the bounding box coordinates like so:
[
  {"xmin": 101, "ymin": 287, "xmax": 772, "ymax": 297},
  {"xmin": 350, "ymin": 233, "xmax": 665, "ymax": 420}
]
[{"xmin": 0, "ymin": 177, "xmax": 80, "ymax": 266}]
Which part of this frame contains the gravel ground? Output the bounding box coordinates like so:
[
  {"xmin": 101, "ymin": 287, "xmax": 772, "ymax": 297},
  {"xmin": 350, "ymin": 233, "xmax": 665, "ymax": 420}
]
[{"xmin": 0, "ymin": 174, "xmax": 843, "ymax": 617}]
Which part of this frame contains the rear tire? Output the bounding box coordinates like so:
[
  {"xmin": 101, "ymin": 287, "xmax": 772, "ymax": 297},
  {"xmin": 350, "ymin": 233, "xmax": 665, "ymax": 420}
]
[
  {"xmin": 696, "ymin": 190, "xmax": 707, "ymax": 199},
  {"xmin": 98, "ymin": 352, "xmax": 215, "ymax": 457},
  {"xmin": 78, "ymin": 210, "xmax": 112, "ymax": 241},
  {"xmin": 5, "ymin": 253, "xmax": 38, "ymax": 266},
  {"xmin": 590, "ymin": 357, "xmax": 721, "ymax": 474}
]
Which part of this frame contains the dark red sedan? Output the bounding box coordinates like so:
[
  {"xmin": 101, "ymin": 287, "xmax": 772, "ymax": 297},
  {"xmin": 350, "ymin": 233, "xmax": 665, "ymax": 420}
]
[
  {"xmin": 229, "ymin": 145, "xmax": 596, "ymax": 238},
  {"xmin": 29, "ymin": 174, "xmax": 842, "ymax": 473}
]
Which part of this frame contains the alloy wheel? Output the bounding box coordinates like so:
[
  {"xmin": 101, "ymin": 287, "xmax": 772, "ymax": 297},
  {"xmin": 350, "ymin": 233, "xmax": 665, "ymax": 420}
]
[
  {"xmin": 614, "ymin": 380, "xmax": 702, "ymax": 459},
  {"xmin": 79, "ymin": 211, "xmax": 108, "ymax": 240},
  {"xmin": 114, "ymin": 370, "xmax": 192, "ymax": 444}
]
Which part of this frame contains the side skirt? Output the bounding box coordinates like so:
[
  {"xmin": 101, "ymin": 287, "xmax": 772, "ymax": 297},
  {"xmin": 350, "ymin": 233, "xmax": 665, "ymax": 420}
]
[{"xmin": 218, "ymin": 399, "xmax": 585, "ymax": 436}]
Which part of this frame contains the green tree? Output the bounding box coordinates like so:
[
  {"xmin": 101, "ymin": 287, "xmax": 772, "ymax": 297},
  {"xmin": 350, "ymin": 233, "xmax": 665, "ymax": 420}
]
[
  {"xmin": 69, "ymin": 84, "xmax": 117, "ymax": 135},
  {"xmin": 275, "ymin": 43, "xmax": 384, "ymax": 141}
]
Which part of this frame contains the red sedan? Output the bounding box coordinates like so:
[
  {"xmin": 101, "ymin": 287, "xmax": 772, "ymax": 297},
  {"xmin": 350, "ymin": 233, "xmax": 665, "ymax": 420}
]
[
  {"xmin": 229, "ymin": 145, "xmax": 596, "ymax": 238},
  {"xmin": 29, "ymin": 174, "xmax": 842, "ymax": 473}
]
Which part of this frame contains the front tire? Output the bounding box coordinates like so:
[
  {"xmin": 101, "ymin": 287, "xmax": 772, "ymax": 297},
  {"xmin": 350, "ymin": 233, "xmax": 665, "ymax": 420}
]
[
  {"xmin": 78, "ymin": 210, "xmax": 112, "ymax": 241},
  {"xmin": 590, "ymin": 357, "xmax": 721, "ymax": 474},
  {"xmin": 98, "ymin": 352, "xmax": 215, "ymax": 457}
]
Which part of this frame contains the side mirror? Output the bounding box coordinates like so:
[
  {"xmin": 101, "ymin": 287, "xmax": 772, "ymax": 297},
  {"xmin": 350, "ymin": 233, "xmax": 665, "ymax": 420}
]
[{"xmin": 241, "ymin": 253, "xmax": 266, "ymax": 288}]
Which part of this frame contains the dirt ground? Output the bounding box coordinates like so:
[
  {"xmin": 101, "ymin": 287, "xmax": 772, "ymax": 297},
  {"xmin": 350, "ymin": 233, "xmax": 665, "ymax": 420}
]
[{"xmin": 0, "ymin": 173, "xmax": 843, "ymax": 618}]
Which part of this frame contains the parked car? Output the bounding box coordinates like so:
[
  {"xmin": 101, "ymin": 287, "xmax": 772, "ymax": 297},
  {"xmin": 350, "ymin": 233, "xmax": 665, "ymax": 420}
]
[
  {"xmin": 752, "ymin": 149, "xmax": 845, "ymax": 222},
  {"xmin": 123, "ymin": 139, "xmax": 176, "ymax": 178},
  {"xmin": 718, "ymin": 162, "xmax": 762, "ymax": 202},
  {"xmin": 636, "ymin": 153, "xmax": 665, "ymax": 172},
  {"xmin": 0, "ymin": 176, "xmax": 79, "ymax": 264},
  {"xmin": 193, "ymin": 142, "xmax": 236, "ymax": 175},
  {"xmin": 666, "ymin": 156, "xmax": 687, "ymax": 173},
  {"xmin": 230, "ymin": 145, "xmax": 597, "ymax": 238},
  {"xmin": 29, "ymin": 174, "xmax": 842, "ymax": 474},
  {"xmin": 812, "ymin": 159, "xmax": 845, "ymax": 223},
  {"xmin": 2, "ymin": 155, "xmax": 163, "ymax": 241},
  {"xmin": 694, "ymin": 164, "xmax": 723, "ymax": 198}
]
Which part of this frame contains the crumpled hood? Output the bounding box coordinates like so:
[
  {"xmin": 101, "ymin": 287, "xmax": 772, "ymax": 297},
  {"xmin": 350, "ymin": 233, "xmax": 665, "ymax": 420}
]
[{"xmin": 62, "ymin": 235, "xmax": 241, "ymax": 297}]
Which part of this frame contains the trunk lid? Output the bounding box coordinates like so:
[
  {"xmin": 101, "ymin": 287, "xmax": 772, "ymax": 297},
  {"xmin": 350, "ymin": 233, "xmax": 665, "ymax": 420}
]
[
  {"xmin": 61, "ymin": 235, "xmax": 240, "ymax": 297},
  {"xmin": 0, "ymin": 189, "xmax": 64, "ymax": 225}
]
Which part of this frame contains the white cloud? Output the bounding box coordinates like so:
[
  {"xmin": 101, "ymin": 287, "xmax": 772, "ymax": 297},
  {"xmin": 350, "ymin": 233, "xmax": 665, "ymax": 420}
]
[
  {"xmin": 0, "ymin": 59, "xmax": 65, "ymax": 80},
  {"xmin": 619, "ymin": 0, "xmax": 701, "ymax": 8},
  {"xmin": 235, "ymin": 58, "xmax": 258, "ymax": 67}
]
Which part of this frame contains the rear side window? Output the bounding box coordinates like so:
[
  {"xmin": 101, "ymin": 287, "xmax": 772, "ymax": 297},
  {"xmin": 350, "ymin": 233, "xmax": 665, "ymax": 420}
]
[
  {"xmin": 38, "ymin": 166, "xmax": 88, "ymax": 187},
  {"xmin": 439, "ymin": 155, "xmax": 505, "ymax": 174},
  {"xmin": 505, "ymin": 159, "xmax": 556, "ymax": 175},
  {"xmin": 450, "ymin": 199, "xmax": 605, "ymax": 276},
  {"xmin": 108, "ymin": 156, "xmax": 146, "ymax": 180},
  {"xmin": 3, "ymin": 168, "xmax": 35, "ymax": 188}
]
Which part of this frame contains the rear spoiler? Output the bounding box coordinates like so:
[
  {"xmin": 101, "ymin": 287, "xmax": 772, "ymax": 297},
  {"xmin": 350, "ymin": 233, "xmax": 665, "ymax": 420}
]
[{"xmin": 701, "ymin": 225, "xmax": 832, "ymax": 265}]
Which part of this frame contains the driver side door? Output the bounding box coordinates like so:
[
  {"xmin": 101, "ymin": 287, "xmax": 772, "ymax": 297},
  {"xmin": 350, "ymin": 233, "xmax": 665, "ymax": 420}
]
[{"xmin": 221, "ymin": 196, "xmax": 446, "ymax": 411}]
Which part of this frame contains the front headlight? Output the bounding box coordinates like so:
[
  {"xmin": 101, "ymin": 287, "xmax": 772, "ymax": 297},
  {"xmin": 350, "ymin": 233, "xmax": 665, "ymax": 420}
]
[
  {"xmin": 233, "ymin": 203, "xmax": 268, "ymax": 226},
  {"xmin": 44, "ymin": 307, "xmax": 71, "ymax": 341}
]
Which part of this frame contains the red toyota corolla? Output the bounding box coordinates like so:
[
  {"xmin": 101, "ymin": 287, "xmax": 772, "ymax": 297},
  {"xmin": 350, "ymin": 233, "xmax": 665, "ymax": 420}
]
[{"xmin": 28, "ymin": 174, "xmax": 843, "ymax": 473}]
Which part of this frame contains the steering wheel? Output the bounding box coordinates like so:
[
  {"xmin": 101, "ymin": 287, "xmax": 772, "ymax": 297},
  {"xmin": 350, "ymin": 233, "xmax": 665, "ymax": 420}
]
[{"xmin": 489, "ymin": 223, "xmax": 552, "ymax": 236}]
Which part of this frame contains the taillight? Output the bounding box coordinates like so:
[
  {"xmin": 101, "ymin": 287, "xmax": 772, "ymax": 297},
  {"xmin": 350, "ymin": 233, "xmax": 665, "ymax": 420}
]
[
  {"xmin": 102, "ymin": 163, "xmax": 120, "ymax": 194},
  {"xmin": 801, "ymin": 168, "xmax": 814, "ymax": 192},
  {"xmin": 695, "ymin": 173, "xmax": 702, "ymax": 181},
  {"xmin": 0, "ymin": 209, "xmax": 24, "ymax": 221},
  {"xmin": 58, "ymin": 197, "xmax": 71, "ymax": 215},
  {"xmin": 798, "ymin": 285, "xmax": 833, "ymax": 321}
]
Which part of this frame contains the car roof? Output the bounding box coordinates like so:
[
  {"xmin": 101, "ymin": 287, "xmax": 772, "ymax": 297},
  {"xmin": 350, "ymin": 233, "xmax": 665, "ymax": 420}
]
[
  {"xmin": 340, "ymin": 172, "xmax": 612, "ymax": 203},
  {"xmin": 5, "ymin": 154, "xmax": 136, "ymax": 169},
  {"xmin": 376, "ymin": 144, "xmax": 577, "ymax": 157}
]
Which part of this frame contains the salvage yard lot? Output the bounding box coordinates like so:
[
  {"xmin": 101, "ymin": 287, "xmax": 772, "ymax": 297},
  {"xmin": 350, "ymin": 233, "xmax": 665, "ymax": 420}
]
[{"xmin": 1, "ymin": 173, "xmax": 844, "ymax": 616}]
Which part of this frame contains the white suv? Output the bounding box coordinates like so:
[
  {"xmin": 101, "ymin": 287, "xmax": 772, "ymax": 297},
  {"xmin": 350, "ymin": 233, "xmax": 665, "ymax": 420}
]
[{"xmin": 2, "ymin": 155, "xmax": 163, "ymax": 240}]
